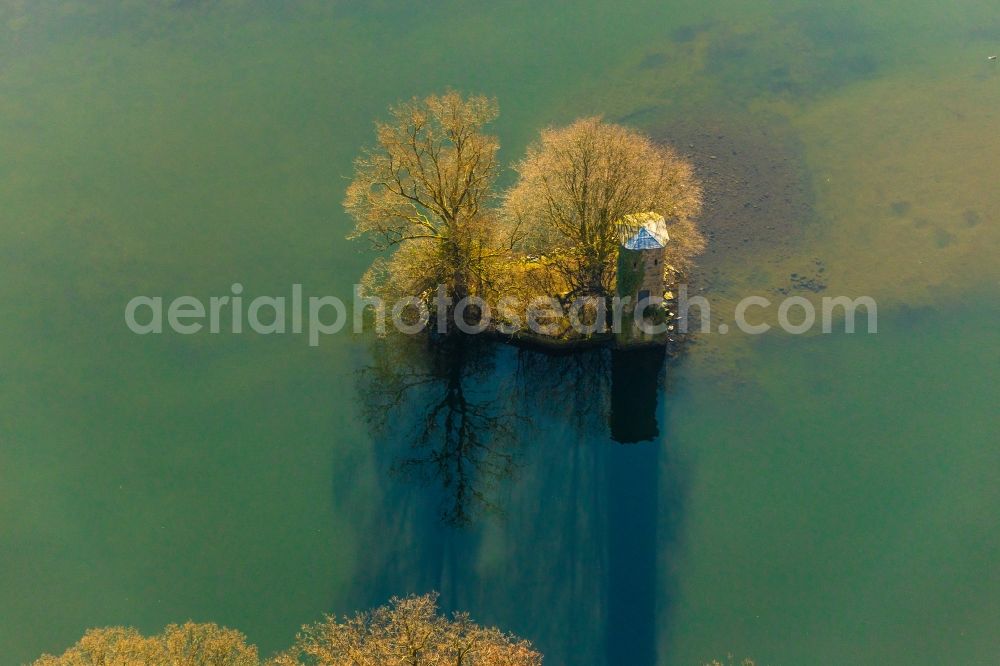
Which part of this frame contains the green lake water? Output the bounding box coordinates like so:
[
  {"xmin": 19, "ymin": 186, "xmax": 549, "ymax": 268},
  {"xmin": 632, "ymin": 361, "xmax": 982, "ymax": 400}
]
[{"xmin": 1, "ymin": 1, "xmax": 998, "ymax": 664}]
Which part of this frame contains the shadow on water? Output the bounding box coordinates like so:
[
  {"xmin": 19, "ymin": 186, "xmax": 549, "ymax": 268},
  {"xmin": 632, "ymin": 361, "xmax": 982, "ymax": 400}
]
[
  {"xmin": 357, "ymin": 334, "xmax": 522, "ymax": 527},
  {"xmin": 346, "ymin": 334, "xmax": 688, "ymax": 665},
  {"xmin": 610, "ymin": 348, "xmax": 665, "ymax": 443},
  {"xmin": 606, "ymin": 348, "xmax": 665, "ymax": 666}
]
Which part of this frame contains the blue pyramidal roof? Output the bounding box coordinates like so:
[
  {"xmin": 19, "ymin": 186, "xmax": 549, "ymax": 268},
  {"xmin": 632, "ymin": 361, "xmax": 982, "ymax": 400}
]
[{"xmin": 623, "ymin": 226, "xmax": 665, "ymax": 250}]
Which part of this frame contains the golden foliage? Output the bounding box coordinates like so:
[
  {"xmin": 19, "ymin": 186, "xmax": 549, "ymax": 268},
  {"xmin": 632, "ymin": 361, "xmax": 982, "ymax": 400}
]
[
  {"xmin": 345, "ymin": 90, "xmax": 499, "ymax": 250},
  {"xmin": 346, "ymin": 94, "xmax": 707, "ymax": 338},
  {"xmin": 278, "ymin": 593, "xmax": 541, "ymax": 666},
  {"xmin": 32, "ymin": 622, "xmax": 258, "ymax": 666},
  {"xmin": 503, "ymin": 116, "xmax": 704, "ymax": 297},
  {"xmin": 361, "ymin": 211, "xmax": 515, "ymax": 310},
  {"xmin": 663, "ymin": 215, "xmax": 707, "ymax": 276},
  {"xmin": 30, "ymin": 596, "xmax": 540, "ymax": 666},
  {"xmin": 345, "ymin": 91, "xmax": 510, "ymax": 307}
]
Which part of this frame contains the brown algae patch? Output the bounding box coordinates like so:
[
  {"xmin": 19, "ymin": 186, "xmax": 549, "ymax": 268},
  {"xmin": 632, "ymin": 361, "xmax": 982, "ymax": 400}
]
[
  {"xmin": 792, "ymin": 71, "xmax": 1000, "ymax": 305},
  {"xmin": 642, "ymin": 112, "xmax": 817, "ymax": 298},
  {"xmin": 545, "ymin": 18, "xmax": 998, "ymax": 373}
]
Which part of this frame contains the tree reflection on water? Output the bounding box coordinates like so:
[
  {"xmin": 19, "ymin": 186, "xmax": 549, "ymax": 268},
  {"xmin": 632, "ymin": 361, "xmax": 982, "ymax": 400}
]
[
  {"xmin": 357, "ymin": 333, "xmax": 668, "ymax": 526},
  {"xmin": 358, "ymin": 334, "xmax": 523, "ymax": 526},
  {"xmin": 353, "ymin": 333, "xmax": 679, "ymax": 665}
]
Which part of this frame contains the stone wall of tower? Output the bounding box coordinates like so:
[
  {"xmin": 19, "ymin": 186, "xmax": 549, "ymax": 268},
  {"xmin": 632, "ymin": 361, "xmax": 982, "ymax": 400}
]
[
  {"xmin": 635, "ymin": 246, "xmax": 666, "ymax": 301},
  {"xmin": 617, "ymin": 246, "xmax": 667, "ymax": 302}
]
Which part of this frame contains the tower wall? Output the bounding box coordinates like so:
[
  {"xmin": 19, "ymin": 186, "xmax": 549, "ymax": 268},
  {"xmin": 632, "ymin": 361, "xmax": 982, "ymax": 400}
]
[
  {"xmin": 638, "ymin": 246, "xmax": 666, "ymax": 301},
  {"xmin": 617, "ymin": 246, "xmax": 666, "ymax": 302}
]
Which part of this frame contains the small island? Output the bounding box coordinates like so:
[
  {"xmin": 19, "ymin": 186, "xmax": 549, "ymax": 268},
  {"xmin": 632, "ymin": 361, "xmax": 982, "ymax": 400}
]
[{"xmin": 346, "ymin": 91, "xmax": 705, "ymax": 349}]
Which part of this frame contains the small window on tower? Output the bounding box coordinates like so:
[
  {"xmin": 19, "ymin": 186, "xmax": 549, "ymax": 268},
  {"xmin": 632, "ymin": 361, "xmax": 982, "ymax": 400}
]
[
  {"xmin": 654, "ymin": 259, "xmax": 659, "ymax": 265},
  {"xmin": 633, "ymin": 261, "xmax": 637, "ymax": 268}
]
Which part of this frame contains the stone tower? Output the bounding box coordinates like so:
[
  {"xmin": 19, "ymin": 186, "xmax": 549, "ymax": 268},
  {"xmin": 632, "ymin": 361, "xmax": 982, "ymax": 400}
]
[{"xmin": 616, "ymin": 212, "xmax": 669, "ymax": 305}]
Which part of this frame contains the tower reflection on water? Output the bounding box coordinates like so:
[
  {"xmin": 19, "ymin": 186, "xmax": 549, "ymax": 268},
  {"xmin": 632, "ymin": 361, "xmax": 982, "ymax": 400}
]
[
  {"xmin": 353, "ymin": 335, "xmax": 680, "ymax": 666},
  {"xmin": 607, "ymin": 347, "xmax": 665, "ymax": 666}
]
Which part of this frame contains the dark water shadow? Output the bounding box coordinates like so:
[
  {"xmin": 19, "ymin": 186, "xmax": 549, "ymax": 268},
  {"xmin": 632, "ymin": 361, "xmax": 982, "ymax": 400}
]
[
  {"xmin": 356, "ymin": 334, "xmax": 522, "ymax": 527},
  {"xmin": 341, "ymin": 334, "xmax": 688, "ymax": 666}
]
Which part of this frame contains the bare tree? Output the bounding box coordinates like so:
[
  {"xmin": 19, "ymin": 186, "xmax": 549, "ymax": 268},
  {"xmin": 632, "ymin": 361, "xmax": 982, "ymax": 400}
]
[
  {"xmin": 32, "ymin": 623, "xmax": 259, "ymax": 666},
  {"xmin": 30, "ymin": 602, "xmax": 542, "ymax": 666},
  {"xmin": 503, "ymin": 117, "xmax": 704, "ymax": 302},
  {"xmin": 346, "ymin": 91, "xmax": 507, "ymax": 308},
  {"xmin": 278, "ymin": 593, "xmax": 541, "ymax": 666}
]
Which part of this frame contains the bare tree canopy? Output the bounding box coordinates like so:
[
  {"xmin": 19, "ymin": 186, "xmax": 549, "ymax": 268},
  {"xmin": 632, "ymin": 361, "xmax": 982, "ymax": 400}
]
[
  {"xmin": 30, "ymin": 597, "xmax": 542, "ymax": 666},
  {"xmin": 278, "ymin": 593, "xmax": 541, "ymax": 666},
  {"xmin": 345, "ymin": 100, "xmax": 708, "ymax": 341},
  {"xmin": 503, "ymin": 117, "xmax": 704, "ymax": 300},
  {"xmin": 32, "ymin": 623, "xmax": 259, "ymax": 666},
  {"xmin": 345, "ymin": 91, "xmax": 504, "ymax": 304}
]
